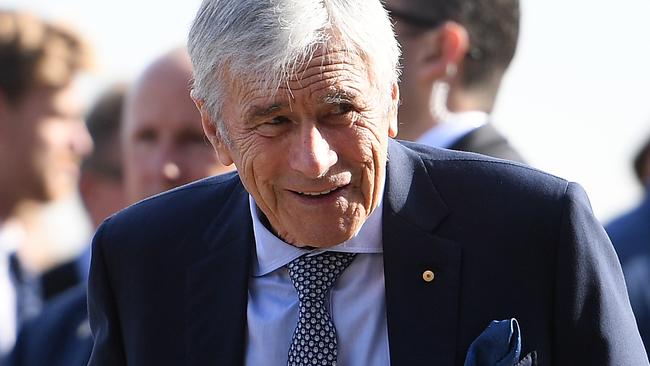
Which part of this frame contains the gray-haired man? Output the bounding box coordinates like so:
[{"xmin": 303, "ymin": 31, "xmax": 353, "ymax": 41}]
[{"xmin": 87, "ymin": 1, "xmax": 647, "ymax": 365}]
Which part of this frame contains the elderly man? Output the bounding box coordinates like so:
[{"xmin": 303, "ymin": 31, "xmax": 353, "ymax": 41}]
[
  {"xmin": 88, "ymin": 1, "xmax": 647, "ymax": 365},
  {"xmin": 385, "ymin": 0, "xmax": 524, "ymax": 162}
]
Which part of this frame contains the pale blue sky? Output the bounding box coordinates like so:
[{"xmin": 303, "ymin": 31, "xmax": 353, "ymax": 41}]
[{"xmin": 3, "ymin": 0, "xmax": 650, "ymax": 221}]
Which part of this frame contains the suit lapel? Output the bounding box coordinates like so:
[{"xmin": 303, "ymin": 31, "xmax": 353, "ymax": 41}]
[
  {"xmin": 185, "ymin": 181, "xmax": 253, "ymax": 365},
  {"xmin": 383, "ymin": 140, "xmax": 462, "ymax": 366}
]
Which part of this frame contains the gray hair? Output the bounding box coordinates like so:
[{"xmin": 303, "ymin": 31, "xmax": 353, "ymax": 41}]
[{"xmin": 187, "ymin": 0, "xmax": 400, "ymax": 135}]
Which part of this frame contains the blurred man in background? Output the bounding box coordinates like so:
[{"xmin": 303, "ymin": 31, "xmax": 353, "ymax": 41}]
[
  {"xmin": 0, "ymin": 10, "xmax": 92, "ymax": 359},
  {"xmin": 606, "ymin": 132, "xmax": 650, "ymax": 351},
  {"xmin": 7, "ymin": 47, "xmax": 233, "ymax": 366},
  {"xmin": 122, "ymin": 47, "xmax": 233, "ymax": 203},
  {"xmin": 384, "ymin": 0, "xmax": 525, "ymax": 162},
  {"xmin": 79, "ymin": 84, "xmax": 128, "ymax": 233}
]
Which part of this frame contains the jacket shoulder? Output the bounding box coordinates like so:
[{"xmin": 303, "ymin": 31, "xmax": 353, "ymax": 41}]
[
  {"xmin": 108, "ymin": 172, "xmax": 242, "ymax": 226},
  {"xmin": 92, "ymin": 172, "xmax": 247, "ymax": 261}
]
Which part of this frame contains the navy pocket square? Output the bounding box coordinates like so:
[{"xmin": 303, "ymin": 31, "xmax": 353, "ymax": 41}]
[{"xmin": 464, "ymin": 318, "xmax": 536, "ymax": 366}]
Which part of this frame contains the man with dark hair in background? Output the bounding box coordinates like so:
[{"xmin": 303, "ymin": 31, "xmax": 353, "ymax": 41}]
[
  {"xmin": 385, "ymin": 0, "xmax": 524, "ymax": 162},
  {"xmin": 79, "ymin": 85, "xmax": 128, "ymax": 235},
  {"xmin": 0, "ymin": 10, "xmax": 92, "ymax": 359}
]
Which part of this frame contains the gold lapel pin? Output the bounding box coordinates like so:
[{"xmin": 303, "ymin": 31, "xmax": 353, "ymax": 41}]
[{"xmin": 422, "ymin": 270, "xmax": 435, "ymax": 282}]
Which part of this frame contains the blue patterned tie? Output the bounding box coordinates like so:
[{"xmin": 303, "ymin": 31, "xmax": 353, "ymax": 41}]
[{"xmin": 286, "ymin": 252, "xmax": 356, "ymax": 366}]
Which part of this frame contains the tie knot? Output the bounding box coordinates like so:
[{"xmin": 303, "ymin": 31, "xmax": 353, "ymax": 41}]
[{"xmin": 287, "ymin": 252, "xmax": 356, "ymax": 301}]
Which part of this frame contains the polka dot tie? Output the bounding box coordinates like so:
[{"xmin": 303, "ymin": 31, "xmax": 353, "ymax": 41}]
[{"xmin": 286, "ymin": 252, "xmax": 356, "ymax": 366}]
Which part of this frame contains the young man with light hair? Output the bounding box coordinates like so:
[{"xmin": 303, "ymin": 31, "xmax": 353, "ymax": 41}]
[
  {"xmin": 88, "ymin": 1, "xmax": 647, "ymax": 365},
  {"xmin": 0, "ymin": 9, "xmax": 92, "ymax": 358}
]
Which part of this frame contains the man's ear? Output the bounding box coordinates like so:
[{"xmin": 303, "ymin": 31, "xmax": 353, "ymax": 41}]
[
  {"xmin": 191, "ymin": 93, "xmax": 234, "ymax": 166},
  {"xmin": 415, "ymin": 21, "xmax": 469, "ymax": 82},
  {"xmin": 388, "ymin": 82, "xmax": 399, "ymax": 138}
]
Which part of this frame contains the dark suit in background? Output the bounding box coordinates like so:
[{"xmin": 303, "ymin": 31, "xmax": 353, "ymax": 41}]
[
  {"xmin": 622, "ymin": 255, "xmax": 650, "ymax": 353},
  {"xmin": 606, "ymin": 192, "xmax": 650, "ymax": 266},
  {"xmin": 606, "ymin": 191, "xmax": 650, "ymax": 351},
  {"xmin": 87, "ymin": 141, "xmax": 647, "ymax": 366},
  {"xmin": 450, "ymin": 123, "xmax": 525, "ymax": 163},
  {"xmin": 5, "ymin": 249, "xmax": 90, "ymax": 366},
  {"xmin": 5, "ymin": 285, "xmax": 91, "ymax": 366}
]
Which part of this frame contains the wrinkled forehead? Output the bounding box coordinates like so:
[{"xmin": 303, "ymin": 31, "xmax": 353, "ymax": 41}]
[{"xmin": 231, "ymin": 43, "xmax": 374, "ymax": 104}]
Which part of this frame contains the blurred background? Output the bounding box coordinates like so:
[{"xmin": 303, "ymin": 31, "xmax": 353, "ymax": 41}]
[{"xmin": 3, "ymin": 0, "xmax": 650, "ymax": 225}]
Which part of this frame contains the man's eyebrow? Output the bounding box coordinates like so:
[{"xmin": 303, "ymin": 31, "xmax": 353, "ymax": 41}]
[
  {"xmin": 245, "ymin": 103, "xmax": 288, "ymax": 121},
  {"xmin": 322, "ymin": 90, "xmax": 358, "ymax": 104}
]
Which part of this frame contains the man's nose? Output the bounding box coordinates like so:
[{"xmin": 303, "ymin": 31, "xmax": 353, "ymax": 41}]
[
  {"xmin": 157, "ymin": 148, "xmax": 182, "ymax": 183},
  {"xmin": 289, "ymin": 123, "xmax": 338, "ymax": 178},
  {"xmin": 161, "ymin": 161, "xmax": 181, "ymax": 182}
]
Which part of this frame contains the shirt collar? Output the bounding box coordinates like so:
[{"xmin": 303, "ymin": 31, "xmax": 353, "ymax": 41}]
[
  {"xmin": 249, "ymin": 187, "xmax": 384, "ymax": 277},
  {"xmin": 0, "ymin": 220, "xmax": 24, "ymax": 256},
  {"xmin": 416, "ymin": 111, "xmax": 489, "ymax": 148}
]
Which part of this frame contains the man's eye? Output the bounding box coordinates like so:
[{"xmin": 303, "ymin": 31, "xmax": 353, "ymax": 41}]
[
  {"xmin": 134, "ymin": 129, "xmax": 157, "ymax": 143},
  {"xmin": 268, "ymin": 116, "xmax": 291, "ymax": 125},
  {"xmin": 333, "ymin": 103, "xmax": 355, "ymax": 115},
  {"xmin": 325, "ymin": 103, "xmax": 359, "ymax": 125},
  {"xmin": 256, "ymin": 116, "xmax": 291, "ymax": 136}
]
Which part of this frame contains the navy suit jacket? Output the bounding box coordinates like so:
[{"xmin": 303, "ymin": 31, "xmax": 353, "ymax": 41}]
[{"xmin": 88, "ymin": 140, "xmax": 647, "ymax": 365}]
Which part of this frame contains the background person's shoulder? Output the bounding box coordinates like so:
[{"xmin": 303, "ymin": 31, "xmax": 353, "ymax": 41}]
[{"xmin": 397, "ymin": 139, "xmax": 571, "ymax": 206}]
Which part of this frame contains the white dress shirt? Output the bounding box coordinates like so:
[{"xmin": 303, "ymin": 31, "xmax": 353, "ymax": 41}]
[
  {"xmin": 417, "ymin": 111, "xmax": 488, "ymax": 148},
  {"xmin": 245, "ymin": 195, "xmax": 390, "ymax": 366}
]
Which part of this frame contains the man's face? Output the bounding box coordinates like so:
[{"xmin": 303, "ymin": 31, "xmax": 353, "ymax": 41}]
[
  {"xmin": 122, "ymin": 67, "xmax": 232, "ymax": 202},
  {"xmin": 207, "ymin": 45, "xmax": 398, "ymax": 248},
  {"xmin": 384, "ymin": 0, "xmax": 440, "ymax": 127},
  {"xmin": 0, "ymin": 83, "xmax": 92, "ymax": 204}
]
